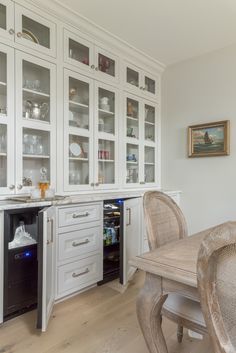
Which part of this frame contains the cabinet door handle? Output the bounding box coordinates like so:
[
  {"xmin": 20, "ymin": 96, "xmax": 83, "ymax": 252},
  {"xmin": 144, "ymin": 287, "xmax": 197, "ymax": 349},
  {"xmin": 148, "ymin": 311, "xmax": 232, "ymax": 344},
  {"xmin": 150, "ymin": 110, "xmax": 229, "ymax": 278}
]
[
  {"xmin": 72, "ymin": 239, "xmax": 90, "ymax": 247},
  {"xmin": 95, "ymin": 182, "xmax": 99, "ymax": 187},
  {"xmin": 90, "ymin": 182, "xmax": 95, "ymax": 187},
  {"xmin": 140, "ymin": 181, "xmax": 146, "ymax": 185},
  {"xmin": 8, "ymin": 184, "xmax": 15, "ymax": 190},
  {"xmin": 17, "ymin": 32, "xmax": 22, "ymax": 38},
  {"xmin": 90, "ymin": 64, "xmax": 95, "ymax": 69},
  {"xmin": 17, "ymin": 184, "xmax": 23, "ymax": 190},
  {"xmin": 72, "ymin": 268, "xmax": 89, "ymax": 278},
  {"xmin": 9, "ymin": 28, "xmax": 15, "ymax": 35},
  {"xmin": 95, "ymin": 67, "xmax": 98, "ymax": 71},
  {"xmin": 72, "ymin": 212, "xmax": 89, "ymax": 218},
  {"xmin": 126, "ymin": 207, "xmax": 131, "ymax": 226}
]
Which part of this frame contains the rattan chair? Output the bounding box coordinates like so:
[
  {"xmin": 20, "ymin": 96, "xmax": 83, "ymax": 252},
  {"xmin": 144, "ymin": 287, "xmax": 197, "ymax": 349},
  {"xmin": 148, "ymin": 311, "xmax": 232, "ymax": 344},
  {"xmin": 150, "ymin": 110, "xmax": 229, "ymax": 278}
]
[
  {"xmin": 197, "ymin": 221, "xmax": 236, "ymax": 353},
  {"xmin": 143, "ymin": 191, "xmax": 206, "ymax": 342}
]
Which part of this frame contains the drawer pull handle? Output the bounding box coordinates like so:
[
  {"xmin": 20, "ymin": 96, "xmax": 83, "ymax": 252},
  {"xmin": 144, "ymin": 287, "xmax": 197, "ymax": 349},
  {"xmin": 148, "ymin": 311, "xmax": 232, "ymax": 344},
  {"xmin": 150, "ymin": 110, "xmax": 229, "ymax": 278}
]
[
  {"xmin": 72, "ymin": 212, "xmax": 89, "ymax": 218},
  {"xmin": 72, "ymin": 239, "xmax": 90, "ymax": 247},
  {"xmin": 72, "ymin": 268, "xmax": 89, "ymax": 278}
]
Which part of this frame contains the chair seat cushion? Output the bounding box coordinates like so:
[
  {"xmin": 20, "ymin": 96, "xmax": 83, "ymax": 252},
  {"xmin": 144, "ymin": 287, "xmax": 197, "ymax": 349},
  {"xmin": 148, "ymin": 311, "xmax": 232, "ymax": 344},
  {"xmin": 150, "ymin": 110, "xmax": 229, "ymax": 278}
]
[{"xmin": 163, "ymin": 294, "xmax": 206, "ymax": 327}]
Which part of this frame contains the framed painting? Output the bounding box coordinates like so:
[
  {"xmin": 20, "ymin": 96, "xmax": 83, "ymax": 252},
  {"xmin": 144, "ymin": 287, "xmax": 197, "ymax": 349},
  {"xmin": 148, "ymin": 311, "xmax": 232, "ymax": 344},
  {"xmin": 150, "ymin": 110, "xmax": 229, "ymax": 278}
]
[{"xmin": 188, "ymin": 120, "xmax": 230, "ymax": 157}]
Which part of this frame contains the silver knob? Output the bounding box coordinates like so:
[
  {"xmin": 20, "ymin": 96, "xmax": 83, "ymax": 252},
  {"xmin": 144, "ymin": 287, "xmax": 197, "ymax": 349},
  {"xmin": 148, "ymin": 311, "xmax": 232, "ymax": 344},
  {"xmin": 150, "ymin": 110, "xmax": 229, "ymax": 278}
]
[
  {"xmin": 95, "ymin": 182, "xmax": 99, "ymax": 187},
  {"xmin": 17, "ymin": 32, "xmax": 22, "ymax": 38},
  {"xmin": 9, "ymin": 28, "xmax": 15, "ymax": 35},
  {"xmin": 90, "ymin": 182, "xmax": 95, "ymax": 187},
  {"xmin": 140, "ymin": 181, "xmax": 146, "ymax": 185},
  {"xmin": 95, "ymin": 67, "xmax": 98, "ymax": 71},
  {"xmin": 90, "ymin": 64, "xmax": 95, "ymax": 69},
  {"xmin": 17, "ymin": 184, "xmax": 23, "ymax": 190},
  {"xmin": 140, "ymin": 86, "xmax": 143, "ymax": 90},
  {"xmin": 8, "ymin": 184, "xmax": 15, "ymax": 190}
]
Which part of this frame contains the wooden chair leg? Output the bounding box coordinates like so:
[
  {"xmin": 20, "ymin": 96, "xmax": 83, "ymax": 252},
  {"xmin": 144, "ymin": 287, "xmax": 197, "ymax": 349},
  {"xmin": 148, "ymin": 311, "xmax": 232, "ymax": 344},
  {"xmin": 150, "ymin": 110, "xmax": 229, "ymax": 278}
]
[{"xmin": 177, "ymin": 324, "xmax": 183, "ymax": 343}]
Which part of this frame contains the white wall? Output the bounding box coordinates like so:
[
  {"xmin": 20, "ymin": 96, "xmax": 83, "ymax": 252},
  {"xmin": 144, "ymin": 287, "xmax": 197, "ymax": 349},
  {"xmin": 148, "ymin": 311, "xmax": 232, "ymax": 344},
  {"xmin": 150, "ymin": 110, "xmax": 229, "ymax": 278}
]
[{"xmin": 162, "ymin": 44, "xmax": 236, "ymax": 234}]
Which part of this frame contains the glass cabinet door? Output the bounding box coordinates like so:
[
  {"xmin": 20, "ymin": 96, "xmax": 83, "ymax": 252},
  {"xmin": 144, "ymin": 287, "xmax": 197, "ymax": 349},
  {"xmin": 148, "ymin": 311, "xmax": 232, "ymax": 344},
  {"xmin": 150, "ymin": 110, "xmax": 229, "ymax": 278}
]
[
  {"xmin": 0, "ymin": 44, "xmax": 14, "ymax": 194},
  {"xmin": 15, "ymin": 51, "xmax": 56, "ymax": 193},
  {"xmin": 15, "ymin": 4, "xmax": 56, "ymax": 57},
  {"xmin": 144, "ymin": 74, "xmax": 156, "ymax": 96},
  {"xmin": 64, "ymin": 69, "xmax": 93, "ymax": 191},
  {"xmin": 95, "ymin": 82, "xmax": 118, "ymax": 189},
  {"xmin": 0, "ymin": 0, "xmax": 14, "ymax": 40},
  {"xmin": 64, "ymin": 29, "xmax": 94, "ymax": 73},
  {"xmin": 95, "ymin": 47, "xmax": 119, "ymax": 83}
]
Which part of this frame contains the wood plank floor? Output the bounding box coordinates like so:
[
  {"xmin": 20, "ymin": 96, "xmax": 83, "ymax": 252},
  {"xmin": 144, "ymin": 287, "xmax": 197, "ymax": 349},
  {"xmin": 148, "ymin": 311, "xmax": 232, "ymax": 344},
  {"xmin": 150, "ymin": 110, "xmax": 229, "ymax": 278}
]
[{"xmin": 0, "ymin": 271, "xmax": 213, "ymax": 353}]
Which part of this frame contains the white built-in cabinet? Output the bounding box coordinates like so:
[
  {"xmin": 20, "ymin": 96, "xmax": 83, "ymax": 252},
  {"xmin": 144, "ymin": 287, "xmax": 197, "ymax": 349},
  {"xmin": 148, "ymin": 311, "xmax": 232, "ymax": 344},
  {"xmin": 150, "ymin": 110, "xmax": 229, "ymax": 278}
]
[{"xmin": 0, "ymin": 0, "xmax": 162, "ymax": 196}]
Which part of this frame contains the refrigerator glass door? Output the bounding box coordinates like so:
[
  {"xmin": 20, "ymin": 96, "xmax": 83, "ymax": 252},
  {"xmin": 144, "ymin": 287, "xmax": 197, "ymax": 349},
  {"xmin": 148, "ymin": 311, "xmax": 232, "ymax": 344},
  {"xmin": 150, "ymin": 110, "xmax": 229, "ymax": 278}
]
[{"xmin": 37, "ymin": 206, "xmax": 55, "ymax": 332}]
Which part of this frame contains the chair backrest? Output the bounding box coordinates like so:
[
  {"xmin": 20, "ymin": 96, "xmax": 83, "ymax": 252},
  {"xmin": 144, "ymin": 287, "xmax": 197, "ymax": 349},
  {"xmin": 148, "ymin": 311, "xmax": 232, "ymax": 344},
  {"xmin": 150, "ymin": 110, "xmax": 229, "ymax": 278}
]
[
  {"xmin": 143, "ymin": 191, "xmax": 188, "ymax": 250},
  {"xmin": 197, "ymin": 222, "xmax": 236, "ymax": 353}
]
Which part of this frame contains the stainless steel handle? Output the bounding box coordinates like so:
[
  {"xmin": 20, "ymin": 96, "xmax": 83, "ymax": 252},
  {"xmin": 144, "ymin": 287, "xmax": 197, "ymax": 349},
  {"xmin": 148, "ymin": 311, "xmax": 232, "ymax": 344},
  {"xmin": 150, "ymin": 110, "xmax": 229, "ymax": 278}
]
[
  {"xmin": 126, "ymin": 207, "xmax": 131, "ymax": 226},
  {"xmin": 9, "ymin": 28, "xmax": 15, "ymax": 35},
  {"xmin": 47, "ymin": 217, "xmax": 53, "ymax": 244},
  {"xmin": 72, "ymin": 212, "xmax": 89, "ymax": 218},
  {"xmin": 72, "ymin": 239, "xmax": 89, "ymax": 247},
  {"xmin": 8, "ymin": 184, "xmax": 15, "ymax": 190},
  {"xmin": 90, "ymin": 64, "xmax": 95, "ymax": 69},
  {"xmin": 17, "ymin": 32, "xmax": 22, "ymax": 38},
  {"xmin": 17, "ymin": 184, "xmax": 23, "ymax": 190},
  {"xmin": 72, "ymin": 268, "xmax": 89, "ymax": 278}
]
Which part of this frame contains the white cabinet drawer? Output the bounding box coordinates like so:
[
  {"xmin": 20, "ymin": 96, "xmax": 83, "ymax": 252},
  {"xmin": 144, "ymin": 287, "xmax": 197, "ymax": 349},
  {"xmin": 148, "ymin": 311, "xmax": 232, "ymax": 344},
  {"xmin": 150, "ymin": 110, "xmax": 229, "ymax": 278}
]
[
  {"xmin": 57, "ymin": 255, "xmax": 102, "ymax": 296},
  {"xmin": 58, "ymin": 226, "xmax": 101, "ymax": 261},
  {"xmin": 58, "ymin": 204, "xmax": 101, "ymax": 228}
]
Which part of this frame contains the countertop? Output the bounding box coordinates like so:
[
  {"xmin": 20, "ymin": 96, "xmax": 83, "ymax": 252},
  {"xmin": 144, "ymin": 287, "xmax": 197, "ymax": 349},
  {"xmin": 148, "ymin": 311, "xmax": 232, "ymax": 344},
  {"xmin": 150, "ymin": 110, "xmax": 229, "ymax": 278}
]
[{"xmin": 0, "ymin": 189, "xmax": 181, "ymax": 211}]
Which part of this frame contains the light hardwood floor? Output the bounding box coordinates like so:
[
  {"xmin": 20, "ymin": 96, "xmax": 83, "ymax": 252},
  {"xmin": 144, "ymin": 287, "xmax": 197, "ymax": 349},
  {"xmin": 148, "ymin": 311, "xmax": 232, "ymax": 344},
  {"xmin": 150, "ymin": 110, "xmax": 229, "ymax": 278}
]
[{"xmin": 0, "ymin": 271, "xmax": 213, "ymax": 353}]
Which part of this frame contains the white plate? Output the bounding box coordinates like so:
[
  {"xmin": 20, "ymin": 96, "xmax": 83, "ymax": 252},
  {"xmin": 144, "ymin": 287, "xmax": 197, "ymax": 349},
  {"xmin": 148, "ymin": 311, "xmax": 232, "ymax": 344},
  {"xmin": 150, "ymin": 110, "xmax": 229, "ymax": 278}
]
[{"xmin": 70, "ymin": 143, "xmax": 81, "ymax": 157}]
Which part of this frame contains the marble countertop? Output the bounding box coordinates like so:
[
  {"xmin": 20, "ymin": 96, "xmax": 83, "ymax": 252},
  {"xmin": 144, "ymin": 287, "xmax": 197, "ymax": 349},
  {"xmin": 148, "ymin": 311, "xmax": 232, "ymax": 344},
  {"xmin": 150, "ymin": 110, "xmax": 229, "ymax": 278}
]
[{"xmin": 0, "ymin": 189, "xmax": 181, "ymax": 211}]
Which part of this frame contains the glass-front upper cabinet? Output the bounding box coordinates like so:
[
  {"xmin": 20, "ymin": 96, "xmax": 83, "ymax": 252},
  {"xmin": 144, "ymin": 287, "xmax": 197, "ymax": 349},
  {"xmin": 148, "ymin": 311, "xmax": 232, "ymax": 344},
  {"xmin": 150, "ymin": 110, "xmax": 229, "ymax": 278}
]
[
  {"xmin": 64, "ymin": 69, "xmax": 93, "ymax": 191},
  {"xmin": 94, "ymin": 82, "xmax": 118, "ymax": 189},
  {"xmin": 125, "ymin": 94, "xmax": 140, "ymax": 186},
  {"xmin": 124, "ymin": 62, "xmax": 159, "ymax": 100},
  {"xmin": 15, "ymin": 51, "xmax": 56, "ymax": 193},
  {"xmin": 14, "ymin": 4, "xmax": 56, "ymax": 57},
  {"xmin": 124, "ymin": 93, "xmax": 159, "ymax": 187},
  {"xmin": 0, "ymin": 43, "xmax": 14, "ymax": 194},
  {"xmin": 64, "ymin": 29, "xmax": 119, "ymax": 84},
  {"xmin": 0, "ymin": 0, "xmax": 14, "ymax": 40}
]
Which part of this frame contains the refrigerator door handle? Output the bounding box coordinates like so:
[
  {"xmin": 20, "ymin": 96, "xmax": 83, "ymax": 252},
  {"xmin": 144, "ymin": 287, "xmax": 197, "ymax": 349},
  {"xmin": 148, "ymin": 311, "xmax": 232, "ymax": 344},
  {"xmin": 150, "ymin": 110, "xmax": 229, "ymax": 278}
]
[
  {"xmin": 126, "ymin": 207, "xmax": 131, "ymax": 226},
  {"xmin": 47, "ymin": 218, "xmax": 53, "ymax": 244}
]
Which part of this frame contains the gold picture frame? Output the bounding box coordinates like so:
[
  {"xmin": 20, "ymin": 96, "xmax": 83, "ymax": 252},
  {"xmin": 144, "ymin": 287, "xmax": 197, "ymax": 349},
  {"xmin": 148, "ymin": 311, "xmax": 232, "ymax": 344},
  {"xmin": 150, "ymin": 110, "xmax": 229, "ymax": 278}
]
[{"xmin": 188, "ymin": 120, "xmax": 230, "ymax": 157}]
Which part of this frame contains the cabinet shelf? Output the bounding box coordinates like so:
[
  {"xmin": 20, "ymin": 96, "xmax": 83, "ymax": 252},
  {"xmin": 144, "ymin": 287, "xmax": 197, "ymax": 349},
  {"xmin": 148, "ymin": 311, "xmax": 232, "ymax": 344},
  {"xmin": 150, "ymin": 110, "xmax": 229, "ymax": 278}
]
[
  {"xmin": 126, "ymin": 161, "xmax": 138, "ymax": 164},
  {"xmin": 69, "ymin": 157, "xmax": 89, "ymax": 161},
  {"xmin": 98, "ymin": 109, "xmax": 115, "ymax": 116},
  {"xmin": 0, "ymin": 152, "xmax": 7, "ymax": 157},
  {"xmin": 23, "ymin": 154, "xmax": 50, "ymax": 159},
  {"xmin": 69, "ymin": 101, "xmax": 89, "ymax": 109},
  {"xmin": 145, "ymin": 121, "xmax": 155, "ymax": 126},
  {"xmin": 145, "ymin": 162, "xmax": 155, "ymax": 166},
  {"xmin": 98, "ymin": 159, "xmax": 114, "ymax": 163},
  {"xmin": 0, "ymin": 81, "xmax": 6, "ymax": 87},
  {"xmin": 127, "ymin": 116, "xmax": 138, "ymax": 122},
  {"xmin": 23, "ymin": 88, "xmax": 50, "ymax": 98}
]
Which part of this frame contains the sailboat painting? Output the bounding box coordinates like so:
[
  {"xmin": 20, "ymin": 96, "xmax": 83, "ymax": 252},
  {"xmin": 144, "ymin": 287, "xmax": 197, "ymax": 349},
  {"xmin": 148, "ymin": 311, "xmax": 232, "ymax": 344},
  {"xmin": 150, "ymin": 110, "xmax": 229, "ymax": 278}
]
[{"xmin": 188, "ymin": 120, "xmax": 230, "ymax": 157}]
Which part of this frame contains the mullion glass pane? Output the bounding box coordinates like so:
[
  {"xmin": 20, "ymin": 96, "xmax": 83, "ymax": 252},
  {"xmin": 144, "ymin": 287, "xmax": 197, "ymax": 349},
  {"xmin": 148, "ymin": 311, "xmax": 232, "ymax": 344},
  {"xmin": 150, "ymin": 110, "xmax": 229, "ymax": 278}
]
[
  {"xmin": 98, "ymin": 139, "xmax": 115, "ymax": 184},
  {"xmin": 0, "ymin": 124, "xmax": 7, "ymax": 187},
  {"xmin": 98, "ymin": 54, "xmax": 115, "ymax": 77},
  {"xmin": 69, "ymin": 39, "xmax": 89, "ymax": 66},
  {"xmin": 0, "ymin": 4, "xmax": 6, "ymax": 30},
  {"xmin": 69, "ymin": 134, "xmax": 89, "ymax": 185},
  {"xmin": 0, "ymin": 51, "xmax": 7, "ymax": 116},
  {"xmin": 98, "ymin": 88, "xmax": 115, "ymax": 134},
  {"xmin": 22, "ymin": 15, "xmax": 50, "ymax": 49}
]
